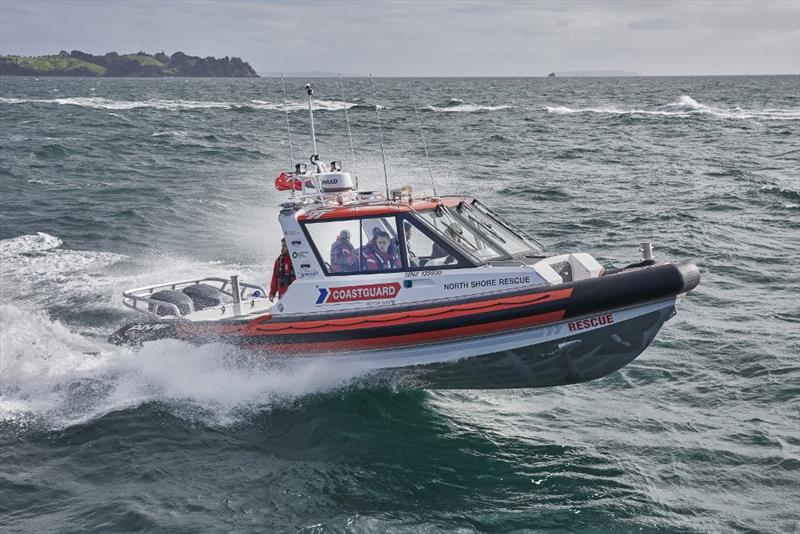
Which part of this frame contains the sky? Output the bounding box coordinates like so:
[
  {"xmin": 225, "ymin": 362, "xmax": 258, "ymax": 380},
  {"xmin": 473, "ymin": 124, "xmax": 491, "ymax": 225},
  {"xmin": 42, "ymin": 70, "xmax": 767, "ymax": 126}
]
[{"xmin": 1, "ymin": 0, "xmax": 798, "ymax": 76}]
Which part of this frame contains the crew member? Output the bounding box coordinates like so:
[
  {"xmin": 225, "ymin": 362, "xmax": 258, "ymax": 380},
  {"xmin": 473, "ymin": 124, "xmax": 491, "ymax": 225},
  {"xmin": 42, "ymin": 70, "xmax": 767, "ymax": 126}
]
[
  {"xmin": 362, "ymin": 230, "xmax": 401, "ymax": 271},
  {"xmin": 431, "ymin": 223, "xmax": 463, "ymax": 263},
  {"xmin": 269, "ymin": 238, "xmax": 296, "ymax": 301},
  {"xmin": 403, "ymin": 221, "xmax": 419, "ymax": 267},
  {"xmin": 330, "ymin": 229, "xmax": 357, "ymax": 273}
]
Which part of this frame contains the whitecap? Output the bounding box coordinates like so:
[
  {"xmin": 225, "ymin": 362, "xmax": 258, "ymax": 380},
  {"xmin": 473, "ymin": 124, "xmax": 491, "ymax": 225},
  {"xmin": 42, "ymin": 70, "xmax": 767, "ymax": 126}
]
[
  {"xmin": 426, "ymin": 103, "xmax": 511, "ymax": 113},
  {"xmin": 150, "ymin": 130, "xmax": 190, "ymax": 138},
  {"xmin": 544, "ymin": 95, "xmax": 800, "ymax": 121},
  {"xmin": 0, "ymin": 232, "xmax": 127, "ymax": 306},
  {"xmin": 0, "ymin": 232, "xmax": 125, "ymax": 276},
  {"xmin": 0, "ymin": 97, "xmax": 234, "ymax": 111},
  {"xmin": 250, "ymin": 99, "xmax": 358, "ymax": 111},
  {"xmin": 0, "ymin": 96, "xmax": 363, "ymax": 112},
  {"xmin": 0, "ymin": 231, "xmax": 62, "ymax": 256},
  {"xmin": 655, "ymin": 95, "xmax": 708, "ymax": 113}
]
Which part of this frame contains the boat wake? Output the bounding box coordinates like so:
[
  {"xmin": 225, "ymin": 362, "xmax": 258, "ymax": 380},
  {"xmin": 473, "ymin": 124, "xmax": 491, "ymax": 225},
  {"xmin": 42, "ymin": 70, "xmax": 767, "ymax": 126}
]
[
  {"xmin": 0, "ymin": 234, "xmax": 374, "ymax": 431},
  {"xmin": 0, "ymin": 304, "xmax": 372, "ymax": 430},
  {"xmin": 545, "ymin": 95, "xmax": 800, "ymax": 121}
]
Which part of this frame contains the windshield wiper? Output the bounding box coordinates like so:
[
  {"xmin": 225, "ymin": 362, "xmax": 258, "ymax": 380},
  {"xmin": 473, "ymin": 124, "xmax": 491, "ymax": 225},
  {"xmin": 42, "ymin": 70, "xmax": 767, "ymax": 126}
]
[{"xmin": 466, "ymin": 213, "xmax": 507, "ymax": 243}]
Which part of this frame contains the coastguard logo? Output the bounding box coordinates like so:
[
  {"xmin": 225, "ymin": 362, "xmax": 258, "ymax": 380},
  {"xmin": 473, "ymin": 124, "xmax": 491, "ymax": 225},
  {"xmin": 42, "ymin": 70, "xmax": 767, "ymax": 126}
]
[{"xmin": 317, "ymin": 282, "xmax": 401, "ymax": 304}]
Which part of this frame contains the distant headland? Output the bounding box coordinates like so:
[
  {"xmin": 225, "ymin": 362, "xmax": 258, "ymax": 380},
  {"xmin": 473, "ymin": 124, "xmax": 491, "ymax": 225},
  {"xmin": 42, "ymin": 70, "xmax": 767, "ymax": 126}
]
[
  {"xmin": 548, "ymin": 70, "xmax": 639, "ymax": 77},
  {"xmin": 0, "ymin": 51, "xmax": 259, "ymax": 77}
]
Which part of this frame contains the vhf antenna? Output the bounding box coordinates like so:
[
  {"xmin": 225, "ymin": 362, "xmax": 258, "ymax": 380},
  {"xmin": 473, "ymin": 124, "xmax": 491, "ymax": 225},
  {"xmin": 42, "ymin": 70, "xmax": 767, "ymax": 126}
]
[
  {"xmin": 370, "ymin": 73, "xmax": 390, "ymax": 198},
  {"xmin": 338, "ymin": 73, "xmax": 358, "ymax": 189},
  {"xmin": 305, "ymin": 83, "xmax": 318, "ymax": 159},
  {"xmin": 280, "ymin": 73, "xmax": 296, "ymax": 196},
  {"xmin": 408, "ymin": 85, "xmax": 437, "ymax": 197}
]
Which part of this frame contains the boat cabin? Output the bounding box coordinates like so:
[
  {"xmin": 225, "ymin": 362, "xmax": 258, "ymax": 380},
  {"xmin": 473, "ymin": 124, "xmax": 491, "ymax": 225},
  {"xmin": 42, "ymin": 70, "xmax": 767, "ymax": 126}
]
[
  {"xmin": 293, "ymin": 196, "xmax": 544, "ymax": 275},
  {"xmin": 270, "ymin": 167, "xmax": 603, "ymax": 315}
]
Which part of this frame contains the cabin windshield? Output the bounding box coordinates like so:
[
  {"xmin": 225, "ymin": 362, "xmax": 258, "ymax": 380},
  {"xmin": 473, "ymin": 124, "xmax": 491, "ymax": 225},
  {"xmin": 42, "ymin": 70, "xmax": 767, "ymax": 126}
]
[
  {"xmin": 461, "ymin": 200, "xmax": 545, "ymax": 255},
  {"xmin": 414, "ymin": 200, "xmax": 544, "ymax": 261}
]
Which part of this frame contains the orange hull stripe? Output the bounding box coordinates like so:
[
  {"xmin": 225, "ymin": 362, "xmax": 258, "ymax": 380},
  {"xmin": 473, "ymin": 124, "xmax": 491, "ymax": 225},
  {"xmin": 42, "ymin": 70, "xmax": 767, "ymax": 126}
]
[
  {"xmin": 241, "ymin": 309, "xmax": 565, "ymax": 353},
  {"xmin": 245, "ymin": 288, "xmax": 573, "ymax": 335}
]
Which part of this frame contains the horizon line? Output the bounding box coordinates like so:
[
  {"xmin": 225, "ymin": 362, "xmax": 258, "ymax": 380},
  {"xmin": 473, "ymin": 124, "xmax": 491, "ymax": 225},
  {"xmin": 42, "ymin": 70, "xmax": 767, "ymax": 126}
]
[{"xmin": 260, "ymin": 73, "xmax": 800, "ymax": 78}]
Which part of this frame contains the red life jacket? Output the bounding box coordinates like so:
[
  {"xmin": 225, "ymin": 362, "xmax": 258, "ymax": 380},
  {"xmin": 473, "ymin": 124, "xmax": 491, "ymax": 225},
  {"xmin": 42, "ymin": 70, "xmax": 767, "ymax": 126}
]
[
  {"xmin": 270, "ymin": 253, "xmax": 295, "ymax": 297},
  {"xmin": 363, "ymin": 244, "xmax": 400, "ymax": 271}
]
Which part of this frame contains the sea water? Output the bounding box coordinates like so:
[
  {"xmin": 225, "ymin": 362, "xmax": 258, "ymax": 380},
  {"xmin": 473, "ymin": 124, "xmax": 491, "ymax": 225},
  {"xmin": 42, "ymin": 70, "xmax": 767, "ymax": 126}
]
[{"xmin": 1, "ymin": 76, "xmax": 798, "ymax": 532}]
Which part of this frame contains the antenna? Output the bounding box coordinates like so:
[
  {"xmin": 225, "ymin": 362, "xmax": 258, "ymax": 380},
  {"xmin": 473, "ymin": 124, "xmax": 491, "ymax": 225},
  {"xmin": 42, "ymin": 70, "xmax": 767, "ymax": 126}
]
[
  {"xmin": 338, "ymin": 73, "xmax": 358, "ymax": 188},
  {"xmin": 408, "ymin": 85, "xmax": 437, "ymax": 197},
  {"xmin": 370, "ymin": 73, "xmax": 389, "ymax": 198},
  {"xmin": 280, "ymin": 73, "xmax": 296, "ymax": 195},
  {"xmin": 305, "ymin": 83, "xmax": 318, "ymax": 157}
]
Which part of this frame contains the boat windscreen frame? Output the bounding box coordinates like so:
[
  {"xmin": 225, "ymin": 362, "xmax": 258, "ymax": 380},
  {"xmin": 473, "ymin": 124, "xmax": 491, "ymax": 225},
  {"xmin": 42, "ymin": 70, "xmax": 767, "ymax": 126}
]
[
  {"xmin": 409, "ymin": 200, "xmax": 546, "ymax": 261},
  {"xmin": 468, "ymin": 198, "xmax": 546, "ymax": 254},
  {"xmin": 300, "ymin": 213, "xmax": 476, "ymax": 277},
  {"xmin": 410, "ymin": 204, "xmax": 514, "ymax": 262}
]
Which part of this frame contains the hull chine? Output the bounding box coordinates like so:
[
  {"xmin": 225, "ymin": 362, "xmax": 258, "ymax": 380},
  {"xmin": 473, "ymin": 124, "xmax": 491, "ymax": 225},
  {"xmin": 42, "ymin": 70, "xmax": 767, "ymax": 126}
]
[{"xmin": 403, "ymin": 300, "xmax": 675, "ymax": 389}]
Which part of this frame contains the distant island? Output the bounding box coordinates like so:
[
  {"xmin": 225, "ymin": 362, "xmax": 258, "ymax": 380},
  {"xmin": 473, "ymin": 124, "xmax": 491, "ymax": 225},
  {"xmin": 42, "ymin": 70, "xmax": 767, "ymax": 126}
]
[
  {"xmin": 549, "ymin": 70, "xmax": 639, "ymax": 77},
  {"xmin": 0, "ymin": 51, "xmax": 259, "ymax": 77},
  {"xmin": 259, "ymin": 71, "xmax": 361, "ymax": 78}
]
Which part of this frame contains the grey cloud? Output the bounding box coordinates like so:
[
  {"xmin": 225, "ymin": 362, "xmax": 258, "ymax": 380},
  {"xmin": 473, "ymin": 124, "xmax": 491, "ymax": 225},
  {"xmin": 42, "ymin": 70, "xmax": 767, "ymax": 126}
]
[
  {"xmin": 627, "ymin": 17, "xmax": 684, "ymax": 31},
  {"xmin": 0, "ymin": 0, "xmax": 797, "ymax": 76}
]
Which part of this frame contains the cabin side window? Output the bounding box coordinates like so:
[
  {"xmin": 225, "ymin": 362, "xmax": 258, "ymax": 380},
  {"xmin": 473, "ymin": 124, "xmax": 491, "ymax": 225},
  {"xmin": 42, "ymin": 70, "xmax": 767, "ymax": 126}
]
[{"xmin": 304, "ymin": 217, "xmax": 402, "ymax": 275}]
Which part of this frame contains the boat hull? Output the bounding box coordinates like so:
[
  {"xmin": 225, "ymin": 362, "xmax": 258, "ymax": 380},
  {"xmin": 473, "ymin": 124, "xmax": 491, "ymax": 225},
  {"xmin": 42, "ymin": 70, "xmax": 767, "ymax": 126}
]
[
  {"xmin": 393, "ymin": 298, "xmax": 675, "ymax": 389},
  {"xmin": 109, "ymin": 262, "xmax": 698, "ymax": 389},
  {"xmin": 267, "ymin": 297, "xmax": 675, "ymax": 388}
]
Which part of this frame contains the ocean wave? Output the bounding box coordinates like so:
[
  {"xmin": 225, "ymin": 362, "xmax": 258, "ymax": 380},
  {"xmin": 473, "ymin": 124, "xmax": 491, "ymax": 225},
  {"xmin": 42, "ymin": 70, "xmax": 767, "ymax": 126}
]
[
  {"xmin": 425, "ymin": 102, "xmax": 511, "ymax": 113},
  {"xmin": 0, "ymin": 96, "xmax": 230, "ymax": 110},
  {"xmin": 760, "ymin": 184, "xmax": 800, "ymax": 202},
  {"xmin": 0, "ymin": 232, "xmax": 127, "ymax": 307},
  {"xmin": 150, "ymin": 130, "xmax": 189, "ymax": 138},
  {"xmin": 0, "ymin": 232, "xmax": 125, "ymax": 272},
  {"xmin": 0, "ymin": 96, "xmax": 361, "ymax": 112},
  {"xmin": 0, "ymin": 232, "xmax": 268, "ymax": 317},
  {"xmin": 250, "ymin": 98, "xmax": 360, "ymax": 111},
  {"xmin": 0, "ymin": 231, "xmax": 63, "ymax": 255},
  {"xmin": 545, "ymin": 95, "xmax": 800, "ymax": 121}
]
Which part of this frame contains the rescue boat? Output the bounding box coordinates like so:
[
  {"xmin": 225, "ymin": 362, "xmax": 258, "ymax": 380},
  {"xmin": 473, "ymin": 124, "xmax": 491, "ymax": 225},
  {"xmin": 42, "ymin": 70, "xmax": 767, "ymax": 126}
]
[{"xmin": 109, "ymin": 83, "xmax": 699, "ymax": 389}]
